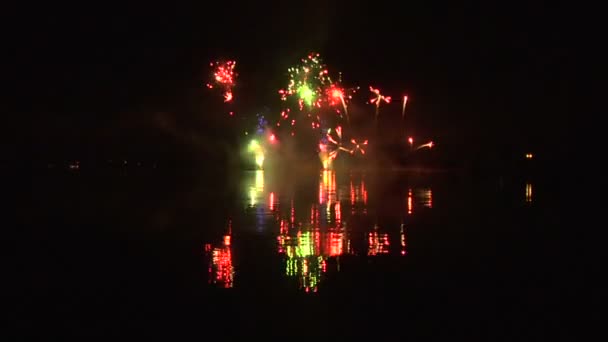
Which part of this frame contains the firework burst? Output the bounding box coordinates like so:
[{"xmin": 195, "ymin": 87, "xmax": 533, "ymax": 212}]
[
  {"xmin": 325, "ymin": 80, "xmax": 358, "ymax": 124},
  {"xmin": 369, "ymin": 86, "xmax": 391, "ymax": 123},
  {"xmin": 207, "ymin": 60, "xmax": 237, "ymax": 102},
  {"xmin": 318, "ymin": 126, "xmax": 351, "ymax": 170},
  {"xmin": 327, "ymin": 126, "xmax": 351, "ymax": 153},
  {"xmin": 279, "ymin": 53, "xmax": 330, "ymax": 110},
  {"xmin": 278, "ymin": 53, "xmax": 360, "ymax": 137},
  {"xmin": 349, "ymin": 138, "xmax": 368, "ymax": 155}
]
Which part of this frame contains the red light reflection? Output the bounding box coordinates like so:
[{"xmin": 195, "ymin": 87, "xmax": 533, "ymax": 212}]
[
  {"xmin": 205, "ymin": 222, "xmax": 234, "ymax": 288},
  {"xmin": 368, "ymin": 225, "xmax": 390, "ymax": 256}
]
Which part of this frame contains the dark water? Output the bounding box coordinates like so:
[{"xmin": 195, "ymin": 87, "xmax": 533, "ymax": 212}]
[{"xmin": 15, "ymin": 166, "xmax": 572, "ymax": 339}]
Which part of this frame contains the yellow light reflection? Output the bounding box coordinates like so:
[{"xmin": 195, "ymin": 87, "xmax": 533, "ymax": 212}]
[
  {"xmin": 297, "ymin": 231, "xmax": 315, "ymax": 257},
  {"xmin": 255, "ymin": 152, "xmax": 265, "ymax": 168},
  {"xmin": 525, "ymin": 182, "xmax": 533, "ymax": 203},
  {"xmin": 319, "ymin": 150, "xmax": 333, "ymax": 170},
  {"xmin": 248, "ymin": 170, "xmax": 265, "ymax": 207},
  {"xmin": 248, "ymin": 139, "xmax": 265, "ymax": 169},
  {"xmin": 255, "ymin": 170, "xmax": 264, "ymax": 190},
  {"xmin": 249, "ymin": 187, "xmax": 257, "ymax": 207},
  {"xmin": 423, "ymin": 188, "xmax": 432, "ymax": 208},
  {"xmin": 319, "ymin": 170, "xmax": 336, "ymax": 206}
]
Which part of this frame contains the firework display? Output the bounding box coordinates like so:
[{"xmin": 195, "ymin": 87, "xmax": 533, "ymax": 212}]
[
  {"xmin": 204, "ymin": 52, "xmax": 434, "ymax": 170},
  {"xmin": 197, "ymin": 52, "xmax": 439, "ymax": 294},
  {"xmin": 206, "ymin": 170, "xmax": 430, "ymax": 293}
]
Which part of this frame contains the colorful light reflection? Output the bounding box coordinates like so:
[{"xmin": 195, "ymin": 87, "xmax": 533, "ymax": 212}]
[
  {"xmin": 368, "ymin": 225, "xmax": 390, "ymax": 256},
  {"xmin": 205, "ymin": 226, "xmax": 234, "ymax": 288},
  {"xmin": 282, "ymin": 231, "xmax": 326, "ymax": 292},
  {"xmin": 277, "ymin": 195, "xmax": 351, "ymax": 293},
  {"xmin": 238, "ymin": 170, "xmax": 426, "ymax": 293}
]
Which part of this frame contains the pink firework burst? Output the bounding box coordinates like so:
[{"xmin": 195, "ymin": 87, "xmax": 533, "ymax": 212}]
[
  {"xmin": 369, "ymin": 86, "xmax": 391, "ymax": 107},
  {"xmin": 207, "ymin": 60, "xmax": 237, "ymax": 102},
  {"xmin": 349, "ymin": 138, "xmax": 368, "ymax": 155}
]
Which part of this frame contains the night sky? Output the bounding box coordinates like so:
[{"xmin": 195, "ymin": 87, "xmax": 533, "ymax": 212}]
[{"xmin": 11, "ymin": 2, "xmax": 576, "ymax": 165}]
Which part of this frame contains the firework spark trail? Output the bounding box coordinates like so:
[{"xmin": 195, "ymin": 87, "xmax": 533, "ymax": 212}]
[
  {"xmin": 402, "ymin": 95, "xmax": 408, "ymax": 120},
  {"xmin": 339, "ymin": 96, "xmax": 349, "ymax": 121},
  {"xmin": 326, "ymin": 85, "xmax": 351, "ymax": 124},
  {"xmin": 401, "ymin": 95, "xmax": 409, "ymax": 135},
  {"xmin": 415, "ymin": 141, "xmax": 434, "ymax": 150}
]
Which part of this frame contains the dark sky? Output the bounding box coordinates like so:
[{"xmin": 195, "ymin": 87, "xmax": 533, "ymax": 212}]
[{"xmin": 11, "ymin": 1, "xmax": 577, "ymax": 160}]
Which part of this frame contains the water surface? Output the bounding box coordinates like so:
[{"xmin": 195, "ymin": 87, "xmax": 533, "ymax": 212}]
[{"xmin": 17, "ymin": 167, "xmax": 567, "ymax": 338}]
